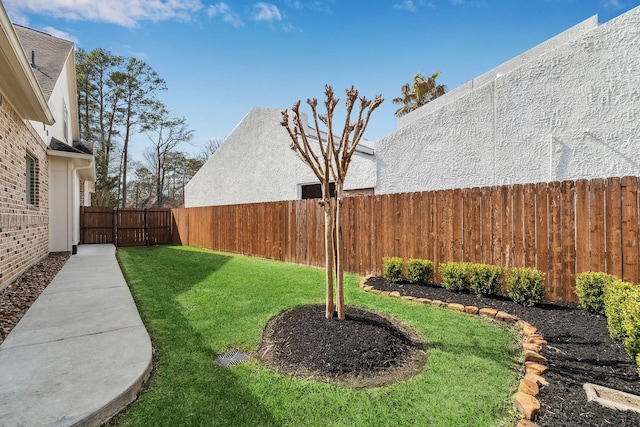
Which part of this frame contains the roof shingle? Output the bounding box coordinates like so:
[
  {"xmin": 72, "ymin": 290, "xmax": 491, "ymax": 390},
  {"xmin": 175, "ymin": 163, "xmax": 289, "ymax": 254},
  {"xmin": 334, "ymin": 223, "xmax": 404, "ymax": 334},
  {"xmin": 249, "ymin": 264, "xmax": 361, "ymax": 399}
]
[{"xmin": 13, "ymin": 25, "xmax": 74, "ymax": 101}]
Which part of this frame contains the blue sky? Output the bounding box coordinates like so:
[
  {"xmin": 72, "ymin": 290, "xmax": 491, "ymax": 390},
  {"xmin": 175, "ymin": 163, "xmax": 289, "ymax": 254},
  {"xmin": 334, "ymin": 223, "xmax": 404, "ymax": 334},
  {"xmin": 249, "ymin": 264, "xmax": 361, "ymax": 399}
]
[{"xmin": 5, "ymin": 0, "xmax": 639, "ymax": 162}]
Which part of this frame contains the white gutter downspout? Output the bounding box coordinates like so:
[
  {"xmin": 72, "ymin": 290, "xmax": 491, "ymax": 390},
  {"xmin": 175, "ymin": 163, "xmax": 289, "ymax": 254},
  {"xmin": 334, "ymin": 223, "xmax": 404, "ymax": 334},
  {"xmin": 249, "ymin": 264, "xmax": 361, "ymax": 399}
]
[{"xmin": 71, "ymin": 161, "xmax": 93, "ymax": 254}]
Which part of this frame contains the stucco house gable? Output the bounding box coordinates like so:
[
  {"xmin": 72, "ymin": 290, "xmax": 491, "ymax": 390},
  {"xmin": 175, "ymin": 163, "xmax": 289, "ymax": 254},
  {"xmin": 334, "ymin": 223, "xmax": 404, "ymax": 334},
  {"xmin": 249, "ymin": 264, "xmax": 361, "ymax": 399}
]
[
  {"xmin": 376, "ymin": 6, "xmax": 640, "ymax": 195},
  {"xmin": 185, "ymin": 107, "xmax": 376, "ymax": 207}
]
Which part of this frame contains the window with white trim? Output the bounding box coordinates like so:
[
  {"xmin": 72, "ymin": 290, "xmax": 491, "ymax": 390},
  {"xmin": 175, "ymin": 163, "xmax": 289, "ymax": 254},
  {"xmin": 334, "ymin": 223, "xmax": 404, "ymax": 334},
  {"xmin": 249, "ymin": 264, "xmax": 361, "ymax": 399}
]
[{"xmin": 25, "ymin": 153, "xmax": 37, "ymax": 205}]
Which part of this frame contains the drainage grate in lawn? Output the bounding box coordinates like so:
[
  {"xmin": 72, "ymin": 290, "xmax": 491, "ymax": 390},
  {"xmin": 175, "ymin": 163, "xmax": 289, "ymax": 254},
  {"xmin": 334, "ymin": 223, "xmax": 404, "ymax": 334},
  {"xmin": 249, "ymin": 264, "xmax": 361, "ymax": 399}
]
[{"xmin": 215, "ymin": 349, "xmax": 249, "ymax": 368}]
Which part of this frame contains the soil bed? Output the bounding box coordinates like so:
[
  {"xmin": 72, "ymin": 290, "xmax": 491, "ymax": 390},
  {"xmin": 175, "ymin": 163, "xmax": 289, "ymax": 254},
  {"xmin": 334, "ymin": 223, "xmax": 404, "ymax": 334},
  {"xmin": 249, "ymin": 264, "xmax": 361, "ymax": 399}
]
[
  {"xmin": 258, "ymin": 304, "xmax": 426, "ymax": 388},
  {"xmin": 0, "ymin": 252, "xmax": 69, "ymax": 345},
  {"xmin": 367, "ymin": 276, "xmax": 640, "ymax": 426}
]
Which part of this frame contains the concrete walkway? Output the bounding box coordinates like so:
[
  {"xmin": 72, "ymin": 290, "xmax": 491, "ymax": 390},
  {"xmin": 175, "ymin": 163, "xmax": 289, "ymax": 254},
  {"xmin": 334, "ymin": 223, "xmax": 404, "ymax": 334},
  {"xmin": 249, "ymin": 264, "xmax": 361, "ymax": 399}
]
[{"xmin": 0, "ymin": 244, "xmax": 152, "ymax": 427}]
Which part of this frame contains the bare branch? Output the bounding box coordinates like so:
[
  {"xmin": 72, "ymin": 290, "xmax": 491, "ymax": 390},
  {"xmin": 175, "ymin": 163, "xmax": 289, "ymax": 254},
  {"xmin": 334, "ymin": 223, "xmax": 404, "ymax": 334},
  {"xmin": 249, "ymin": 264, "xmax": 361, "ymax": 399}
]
[{"xmin": 280, "ymin": 105, "xmax": 324, "ymax": 181}]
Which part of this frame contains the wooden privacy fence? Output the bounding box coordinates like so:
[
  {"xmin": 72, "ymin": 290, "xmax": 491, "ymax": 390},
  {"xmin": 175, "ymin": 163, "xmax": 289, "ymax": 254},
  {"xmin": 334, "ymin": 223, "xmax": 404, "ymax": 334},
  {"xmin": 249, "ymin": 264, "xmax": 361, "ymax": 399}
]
[
  {"xmin": 172, "ymin": 176, "xmax": 640, "ymax": 303},
  {"xmin": 81, "ymin": 207, "xmax": 172, "ymax": 246}
]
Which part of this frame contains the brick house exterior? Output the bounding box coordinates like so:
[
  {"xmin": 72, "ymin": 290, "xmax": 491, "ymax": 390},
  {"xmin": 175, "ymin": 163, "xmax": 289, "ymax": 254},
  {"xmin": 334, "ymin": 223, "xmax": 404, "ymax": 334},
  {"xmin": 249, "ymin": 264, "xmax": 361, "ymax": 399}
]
[
  {"xmin": 0, "ymin": 100, "xmax": 50, "ymax": 287},
  {"xmin": 0, "ymin": 2, "xmax": 94, "ymax": 289}
]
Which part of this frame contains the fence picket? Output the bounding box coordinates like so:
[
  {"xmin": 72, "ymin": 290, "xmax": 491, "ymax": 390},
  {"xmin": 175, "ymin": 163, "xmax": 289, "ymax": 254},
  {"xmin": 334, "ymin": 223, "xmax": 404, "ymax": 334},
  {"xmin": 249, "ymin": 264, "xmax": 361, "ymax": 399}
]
[
  {"xmin": 170, "ymin": 176, "xmax": 640, "ymax": 303},
  {"xmin": 561, "ymin": 181, "xmax": 577, "ymax": 301},
  {"xmin": 606, "ymin": 177, "xmax": 623, "ymax": 278},
  {"xmin": 622, "ymin": 177, "xmax": 639, "ymax": 283},
  {"xmin": 575, "ymin": 180, "xmax": 590, "ymax": 275}
]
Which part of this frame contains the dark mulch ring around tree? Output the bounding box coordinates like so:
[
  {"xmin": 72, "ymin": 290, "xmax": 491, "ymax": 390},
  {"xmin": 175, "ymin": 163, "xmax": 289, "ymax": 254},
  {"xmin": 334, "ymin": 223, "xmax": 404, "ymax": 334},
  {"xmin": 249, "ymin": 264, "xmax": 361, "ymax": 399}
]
[
  {"xmin": 257, "ymin": 304, "xmax": 427, "ymax": 388},
  {"xmin": 366, "ymin": 276, "xmax": 640, "ymax": 427}
]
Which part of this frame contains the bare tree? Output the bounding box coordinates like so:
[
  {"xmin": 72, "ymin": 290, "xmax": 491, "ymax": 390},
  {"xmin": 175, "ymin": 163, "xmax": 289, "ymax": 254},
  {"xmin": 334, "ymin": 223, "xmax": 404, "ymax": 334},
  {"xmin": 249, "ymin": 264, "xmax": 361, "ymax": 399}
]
[
  {"xmin": 281, "ymin": 85, "xmax": 383, "ymax": 319},
  {"xmin": 143, "ymin": 108, "xmax": 193, "ymax": 207},
  {"xmin": 197, "ymin": 137, "xmax": 224, "ymax": 163}
]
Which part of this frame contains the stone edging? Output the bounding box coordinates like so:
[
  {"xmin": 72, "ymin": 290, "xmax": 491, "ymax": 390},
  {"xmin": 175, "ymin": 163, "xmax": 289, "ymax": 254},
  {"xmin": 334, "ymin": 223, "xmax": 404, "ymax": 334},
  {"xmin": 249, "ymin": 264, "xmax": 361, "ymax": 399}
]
[{"xmin": 359, "ymin": 275, "xmax": 548, "ymax": 427}]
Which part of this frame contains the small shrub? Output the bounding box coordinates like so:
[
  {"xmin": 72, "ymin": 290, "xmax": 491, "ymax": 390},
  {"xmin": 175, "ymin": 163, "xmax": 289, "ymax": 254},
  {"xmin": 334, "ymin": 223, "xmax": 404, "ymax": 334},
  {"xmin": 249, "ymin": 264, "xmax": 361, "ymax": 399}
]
[
  {"xmin": 406, "ymin": 258, "xmax": 434, "ymax": 284},
  {"xmin": 622, "ymin": 286, "xmax": 640, "ymax": 360},
  {"xmin": 439, "ymin": 262, "xmax": 471, "ymax": 292},
  {"xmin": 506, "ymin": 267, "xmax": 545, "ymax": 307},
  {"xmin": 575, "ymin": 272, "xmax": 616, "ymax": 314},
  {"xmin": 604, "ymin": 279, "xmax": 636, "ymax": 341},
  {"xmin": 636, "ymin": 353, "xmax": 640, "ymax": 377},
  {"xmin": 468, "ymin": 263, "xmax": 503, "ymax": 297},
  {"xmin": 382, "ymin": 257, "xmax": 404, "ymax": 283}
]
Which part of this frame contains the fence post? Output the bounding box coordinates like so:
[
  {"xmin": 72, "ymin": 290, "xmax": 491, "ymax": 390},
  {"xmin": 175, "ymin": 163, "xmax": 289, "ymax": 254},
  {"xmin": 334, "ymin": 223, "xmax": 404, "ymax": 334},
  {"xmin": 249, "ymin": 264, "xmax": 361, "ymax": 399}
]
[{"xmin": 145, "ymin": 209, "xmax": 149, "ymax": 246}]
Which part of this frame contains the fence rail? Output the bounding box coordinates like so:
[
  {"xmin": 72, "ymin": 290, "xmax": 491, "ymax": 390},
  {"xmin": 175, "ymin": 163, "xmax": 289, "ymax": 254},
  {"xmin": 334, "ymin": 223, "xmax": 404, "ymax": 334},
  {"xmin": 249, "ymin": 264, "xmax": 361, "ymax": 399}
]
[
  {"xmin": 81, "ymin": 207, "xmax": 172, "ymax": 246},
  {"xmin": 172, "ymin": 176, "xmax": 640, "ymax": 303}
]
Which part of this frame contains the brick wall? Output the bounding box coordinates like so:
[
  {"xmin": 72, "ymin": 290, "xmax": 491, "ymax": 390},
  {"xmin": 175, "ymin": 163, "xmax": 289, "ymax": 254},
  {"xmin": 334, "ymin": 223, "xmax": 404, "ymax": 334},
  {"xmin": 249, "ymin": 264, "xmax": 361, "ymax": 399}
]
[{"xmin": 0, "ymin": 98, "xmax": 50, "ymax": 289}]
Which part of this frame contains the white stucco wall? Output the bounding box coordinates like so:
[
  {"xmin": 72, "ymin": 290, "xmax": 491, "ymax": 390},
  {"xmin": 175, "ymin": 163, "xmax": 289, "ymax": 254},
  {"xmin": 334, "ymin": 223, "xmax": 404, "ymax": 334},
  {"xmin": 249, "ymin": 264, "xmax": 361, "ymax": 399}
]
[
  {"xmin": 377, "ymin": 7, "xmax": 640, "ymax": 194},
  {"xmin": 184, "ymin": 108, "xmax": 377, "ymax": 207},
  {"xmin": 49, "ymin": 157, "xmax": 72, "ymax": 252},
  {"xmin": 31, "ymin": 52, "xmax": 77, "ymax": 146}
]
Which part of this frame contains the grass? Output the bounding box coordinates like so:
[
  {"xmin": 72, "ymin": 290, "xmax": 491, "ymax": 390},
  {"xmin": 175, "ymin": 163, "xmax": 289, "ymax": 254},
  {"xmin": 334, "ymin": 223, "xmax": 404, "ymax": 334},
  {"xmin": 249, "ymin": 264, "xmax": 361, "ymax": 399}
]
[{"xmin": 113, "ymin": 245, "xmax": 521, "ymax": 427}]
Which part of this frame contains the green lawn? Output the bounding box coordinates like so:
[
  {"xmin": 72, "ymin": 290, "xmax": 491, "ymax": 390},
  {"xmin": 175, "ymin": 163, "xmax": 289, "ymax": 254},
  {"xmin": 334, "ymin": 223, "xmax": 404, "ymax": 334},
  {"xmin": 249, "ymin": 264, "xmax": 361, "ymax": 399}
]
[{"xmin": 114, "ymin": 245, "xmax": 521, "ymax": 427}]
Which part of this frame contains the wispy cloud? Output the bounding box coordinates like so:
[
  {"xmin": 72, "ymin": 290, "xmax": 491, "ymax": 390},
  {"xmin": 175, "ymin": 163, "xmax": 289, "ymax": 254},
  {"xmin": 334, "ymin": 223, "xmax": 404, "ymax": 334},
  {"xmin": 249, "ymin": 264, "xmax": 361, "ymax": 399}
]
[
  {"xmin": 393, "ymin": 1, "xmax": 436, "ymax": 12},
  {"xmin": 207, "ymin": 2, "xmax": 244, "ymax": 27},
  {"xmin": 603, "ymin": 0, "xmax": 626, "ymax": 9},
  {"xmin": 285, "ymin": 1, "xmax": 333, "ymax": 13},
  {"xmin": 252, "ymin": 3, "xmax": 283, "ymax": 22},
  {"xmin": 4, "ymin": 0, "xmax": 203, "ymax": 28},
  {"xmin": 282, "ymin": 23, "xmax": 303, "ymax": 32},
  {"xmin": 42, "ymin": 26, "xmax": 79, "ymax": 43},
  {"xmin": 394, "ymin": 1, "xmax": 417, "ymax": 12}
]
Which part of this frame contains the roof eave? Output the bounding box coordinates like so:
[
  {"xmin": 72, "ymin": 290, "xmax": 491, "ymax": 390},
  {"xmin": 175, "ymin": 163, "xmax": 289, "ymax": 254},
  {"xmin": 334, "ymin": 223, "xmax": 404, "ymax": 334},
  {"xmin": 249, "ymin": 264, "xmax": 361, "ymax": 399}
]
[
  {"xmin": 0, "ymin": 3, "xmax": 54, "ymax": 124},
  {"xmin": 47, "ymin": 150, "xmax": 96, "ymax": 181}
]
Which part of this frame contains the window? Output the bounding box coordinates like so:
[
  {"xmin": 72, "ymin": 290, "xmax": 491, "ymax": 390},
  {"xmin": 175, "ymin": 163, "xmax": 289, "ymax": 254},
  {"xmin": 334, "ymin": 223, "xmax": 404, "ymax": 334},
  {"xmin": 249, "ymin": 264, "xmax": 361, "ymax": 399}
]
[
  {"xmin": 63, "ymin": 101, "xmax": 69, "ymax": 142},
  {"xmin": 25, "ymin": 153, "xmax": 36, "ymax": 205},
  {"xmin": 301, "ymin": 182, "xmax": 335, "ymax": 199}
]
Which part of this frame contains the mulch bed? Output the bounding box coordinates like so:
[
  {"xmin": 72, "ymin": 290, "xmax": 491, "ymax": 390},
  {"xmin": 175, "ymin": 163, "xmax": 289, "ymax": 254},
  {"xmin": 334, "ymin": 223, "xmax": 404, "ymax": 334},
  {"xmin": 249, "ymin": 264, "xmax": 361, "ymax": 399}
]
[
  {"xmin": 0, "ymin": 252, "xmax": 69, "ymax": 345},
  {"xmin": 367, "ymin": 276, "xmax": 640, "ymax": 426},
  {"xmin": 258, "ymin": 304, "xmax": 427, "ymax": 388}
]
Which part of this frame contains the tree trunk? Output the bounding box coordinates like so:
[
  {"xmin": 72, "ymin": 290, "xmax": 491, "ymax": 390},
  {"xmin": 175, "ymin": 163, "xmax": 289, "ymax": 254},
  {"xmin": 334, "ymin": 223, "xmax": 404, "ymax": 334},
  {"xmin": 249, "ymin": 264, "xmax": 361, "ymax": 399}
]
[
  {"xmin": 334, "ymin": 180, "xmax": 346, "ymax": 319},
  {"xmin": 121, "ymin": 113, "xmax": 132, "ymax": 208},
  {"xmin": 322, "ymin": 182, "xmax": 335, "ymax": 319}
]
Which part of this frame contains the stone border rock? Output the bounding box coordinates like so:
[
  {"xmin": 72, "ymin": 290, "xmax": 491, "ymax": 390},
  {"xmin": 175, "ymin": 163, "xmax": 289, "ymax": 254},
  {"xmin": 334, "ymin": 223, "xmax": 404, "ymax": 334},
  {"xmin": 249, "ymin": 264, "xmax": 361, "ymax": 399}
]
[{"xmin": 360, "ymin": 275, "xmax": 548, "ymax": 426}]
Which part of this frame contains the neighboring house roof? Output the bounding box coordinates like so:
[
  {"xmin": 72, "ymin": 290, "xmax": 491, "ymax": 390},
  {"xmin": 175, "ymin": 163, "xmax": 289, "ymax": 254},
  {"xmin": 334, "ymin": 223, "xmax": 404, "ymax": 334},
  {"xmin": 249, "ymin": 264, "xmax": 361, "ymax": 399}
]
[
  {"xmin": 126, "ymin": 195, "xmax": 181, "ymax": 209},
  {"xmin": 307, "ymin": 128, "xmax": 375, "ymax": 156},
  {"xmin": 303, "ymin": 125, "xmax": 375, "ymax": 156},
  {"xmin": 0, "ymin": 2, "xmax": 53, "ymax": 123},
  {"xmin": 13, "ymin": 24, "xmax": 74, "ymax": 102}
]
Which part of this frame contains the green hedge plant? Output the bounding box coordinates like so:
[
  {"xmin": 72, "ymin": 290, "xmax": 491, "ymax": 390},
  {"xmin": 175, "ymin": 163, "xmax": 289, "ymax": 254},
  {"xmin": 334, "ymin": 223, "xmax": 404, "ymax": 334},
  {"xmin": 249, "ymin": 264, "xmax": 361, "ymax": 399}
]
[
  {"xmin": 604, "ymin": 279, "xmax": 636, "ymax": 341},
  {"xmin": 622, "ymin": 285, "xmax": 640, "ymax": 360},
  {"xmin": 439, "ymin": 262, "xmax": 471, "ymax": 292},
  {"xmin": 506, "ymin": 267, "xmax": 545, "ymax": 307},
  {"xmin": 575, "ymin": 272, "xmax": 616, "ymax": 314},
  {"xmin": 406, "ymin": 258, "xmax": 434, "ymax": 284},
  {"xmin": 468, "ymin": 263, "xmax": 503, "ymax": 297},
  {"xmin": 382, "ymin": 257, "xmax": 404, "ymax": 283}
]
